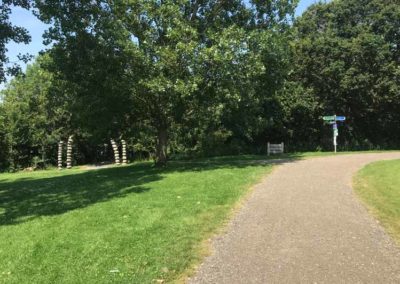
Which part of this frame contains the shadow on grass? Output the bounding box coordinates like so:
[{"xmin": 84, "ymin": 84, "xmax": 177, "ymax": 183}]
[
  {"xmin": 0, "ymin": 164, "xmax": 162, "ymax": 226},
  {"xmin": 0, "ymin": 156, "xmax": 298, "ymax": 226}
]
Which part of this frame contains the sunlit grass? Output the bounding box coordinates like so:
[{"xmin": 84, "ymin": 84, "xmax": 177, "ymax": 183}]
[
  {"xmin": 354, "ymin": 159, "xmax": 400, "ymax": 244},
  {"xmin": 0, "ymin": 159, "xmax": 271, "ymax": 283}
]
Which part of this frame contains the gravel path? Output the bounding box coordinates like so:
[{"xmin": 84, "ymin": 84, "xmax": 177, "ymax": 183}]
[{"xmin": 188, "ymin": 153, "xmax": 400, "ymax": 283}]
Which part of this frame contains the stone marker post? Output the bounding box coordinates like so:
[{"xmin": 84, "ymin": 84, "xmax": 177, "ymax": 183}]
[
  {"xmin": 66, "ymin": 135, "xmax": 73, "ymax": 169},
  {"xmin": 121, "ymin": 139, "xmax": 127, "ymax": 165},
  {"xmin": 111, "ymin": 139, "xmax": 120, "ymax": 165},
  {"xmin": 58, "ymin": 141, "xmax": 63, "ymax": 170}
]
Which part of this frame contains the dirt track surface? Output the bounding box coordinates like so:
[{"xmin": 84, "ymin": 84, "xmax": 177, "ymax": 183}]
[{"xmin": 188, "ymin": 153, "xmax": 400, "ymax": 283}]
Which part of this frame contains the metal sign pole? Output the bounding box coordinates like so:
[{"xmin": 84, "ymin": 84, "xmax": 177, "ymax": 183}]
[
  {"xmin": 333, "ymin": 133, "xmax": 337, "ymax": 153},
  {"xmin": 322, "ymin": 114, "xmax": 345, "ymax": 153},
  {"xmin": 333, "ymin": 115, "xmax": 337, "ymax": 153}
]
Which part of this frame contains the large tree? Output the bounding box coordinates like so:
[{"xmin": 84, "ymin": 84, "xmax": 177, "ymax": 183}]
[{"xmin": 34, "ymin": 0, "xmax": 297, "ymax": 165}]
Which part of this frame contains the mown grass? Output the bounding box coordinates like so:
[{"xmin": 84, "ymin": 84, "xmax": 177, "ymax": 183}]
[
  {"xmin": 186, "ymin": 150, "xmax": 398, "ymax": 163},
  {"xmin": 0, "ymin": 158, "xmax": 272, "ymax": 283},
  {"xmin": 354, "ymin": 159, "xmax": 400, "ymax": 244}
]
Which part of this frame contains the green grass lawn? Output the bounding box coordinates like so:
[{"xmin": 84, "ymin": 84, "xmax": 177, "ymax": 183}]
[
  {"xmin": 186, "ymin": 150, "xmax": 399, "ymax": 162},
  {"xmin": 354, "ymin": 159, "xmax": 400, "ymax": 244},
  {"xmin": 0, "ymin": 158, "xmax": 272, "ymax": 283}
]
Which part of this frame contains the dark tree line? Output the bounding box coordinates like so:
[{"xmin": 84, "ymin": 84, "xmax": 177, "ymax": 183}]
[
  {"xmin": 0, "ymin": 0, "xmax": 399, "ymax": 170},
  {"xmin": 290, "ymin": 0, "xmax": 400, "ymax": 150}
]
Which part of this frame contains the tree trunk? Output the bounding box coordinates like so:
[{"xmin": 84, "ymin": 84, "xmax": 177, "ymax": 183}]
[
  {"xmin": 111, "ymin": 139, "xmax": 120, "ymax": 165},
  {"xmin": 58, "ymin": 141, "xmax": 63, "ymax": 170},
  {"xmin": 155, "ymin": 127, "xmax": 168, "ymax": 167},
  {"xmin": 9, "ymin": 144, "xmax": 16, "ymax": 172},
  {"xmin": 66, "ymin": 135, "xmax": 73, "ymax": 169},
  {"xmin": 41, "ymin": 144, "xmax": 46, "ymax": 168},
  {"xmin": 121, "ymin": 139, "xmax": 127, "ymax": 165}
]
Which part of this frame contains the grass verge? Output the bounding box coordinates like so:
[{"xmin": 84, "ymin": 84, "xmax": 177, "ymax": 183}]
[
  {"xmin": 354, "ymin": 159, "xmax": 400, "ymax": 244},
  {"xmin": 0, "ymin": 158, "xmax": 272, "ymax": 283}
]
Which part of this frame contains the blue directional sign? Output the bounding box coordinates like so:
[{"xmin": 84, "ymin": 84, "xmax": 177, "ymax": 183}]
[{"xmin": 322, "ymin": 115, "xmax": 346, "ymax": 152}]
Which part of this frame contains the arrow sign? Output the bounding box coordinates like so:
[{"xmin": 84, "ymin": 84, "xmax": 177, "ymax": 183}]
[
  {"xmin": 322, "ymin": 114, "xmax": 346, "ymax": 153},
  {"xmin": 323, "ymin": 115, "xmax": 346, "ymax": 121},
  {"xmin": 323, "ymin": 116, "xmax": 335, "ymax": 121}
]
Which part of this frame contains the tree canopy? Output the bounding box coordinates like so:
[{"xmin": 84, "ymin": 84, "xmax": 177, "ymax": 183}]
[
  {"xmin": 0, "ymin": 0, "xmax": 399, "ymax": 170},
  {"xmin": 291, "ymin": 0, "xmax": 400, "ymax": 149},
  {"xmin": 0, "ymin": 0, "xmax": 33, "ymax": 83}
]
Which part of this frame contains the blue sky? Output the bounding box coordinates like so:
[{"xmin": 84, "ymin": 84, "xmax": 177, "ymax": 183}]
[{"xmin": 2, "ymin": 0, "xmax": 320, "ymax": 89}]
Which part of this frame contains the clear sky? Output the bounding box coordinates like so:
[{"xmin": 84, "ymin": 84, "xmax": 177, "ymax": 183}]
[{"xmin": 1, "ymin": 0, "xmax": 321, "ymax": 89}]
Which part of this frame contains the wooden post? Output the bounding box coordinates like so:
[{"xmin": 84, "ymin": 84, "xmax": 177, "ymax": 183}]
[
  {"xmin": 281, "ymin": 142, "xmax": 284, "ymax": 153},
  {"xmin": 267, "ymin": 142, "xmax": 270, "ymax": 156},
  {"xmin": 58, "ymin": 141, "xmax": 63, "ymax": 170},
  {"xmin": 111, "ymin": 139, "xmax": 120, "ymax": 165},
  {"xmin": 66, "ymin": 135, "xmax": 73, "ymax": 169},
  {"xmin": 121, "ymin": 139, "xmax": 127, "ymax": 165}
]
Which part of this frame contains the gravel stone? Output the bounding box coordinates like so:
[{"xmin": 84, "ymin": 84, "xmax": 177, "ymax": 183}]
[{"xmin": 188, "ymin": 153, "xmax": 400, "ymax": 284}]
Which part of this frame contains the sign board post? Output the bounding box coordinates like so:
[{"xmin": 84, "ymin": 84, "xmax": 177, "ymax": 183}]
[
  {"xmin": 333, "ymin": 122, "xmax": 338, "ymax": 153},
  {"xmin": 322, "ymin": 114, "xmax": 345, "ymax": 153}
]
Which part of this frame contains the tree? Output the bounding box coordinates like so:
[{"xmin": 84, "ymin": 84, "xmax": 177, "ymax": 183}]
[
  {"xmin": 34, "ymin": 0, "xmax": 297, "ymax": 165},
  {"xmin": 0, "ymin": 54, "xmax": 71, "ymax": 170},
  {"xmin": 292, "ymin": 0, "xmax": 400, "ymax": 149},
  {"xmin": 0, "ymin": 102, "xmax": 9, "ymax": 169},
  {"xmin": 0, "ymin": 0, "xmax": 32, "ymax": 83},
  {"xmin": 34, "ymin": 0, "xmax": 141, "ymax": 159}
]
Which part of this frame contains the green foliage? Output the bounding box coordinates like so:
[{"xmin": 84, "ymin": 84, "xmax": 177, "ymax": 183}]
[
  {"xmin": 292, "ymin": 0, "xmax": 400, "ymax": 149},
  {"xmin": 0, "ymin": 0, "xmax": 32, "ymax": 83},
  {"xmin": 0, "ymin": 55, "xmax": 71, "ymax": 170},
  {"xmin": 31, "ymin": 0, "xmax": 296, "ymax": 166},
  {"xmin": 1, "ymin": 0, "xmax": 399, "ymax": 170},
  {"xmin": 0, "ymin": 103, "xmax": 9, "ymax": 169},
  {"xmin": 271, "ymin": 81, "xmax": 324, "ymax": 151}
]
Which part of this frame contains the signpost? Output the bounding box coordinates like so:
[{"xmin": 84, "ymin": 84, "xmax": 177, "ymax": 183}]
[{"xmin": 322, "ymin": 115, "xmax": 346, "ymax": 153}]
